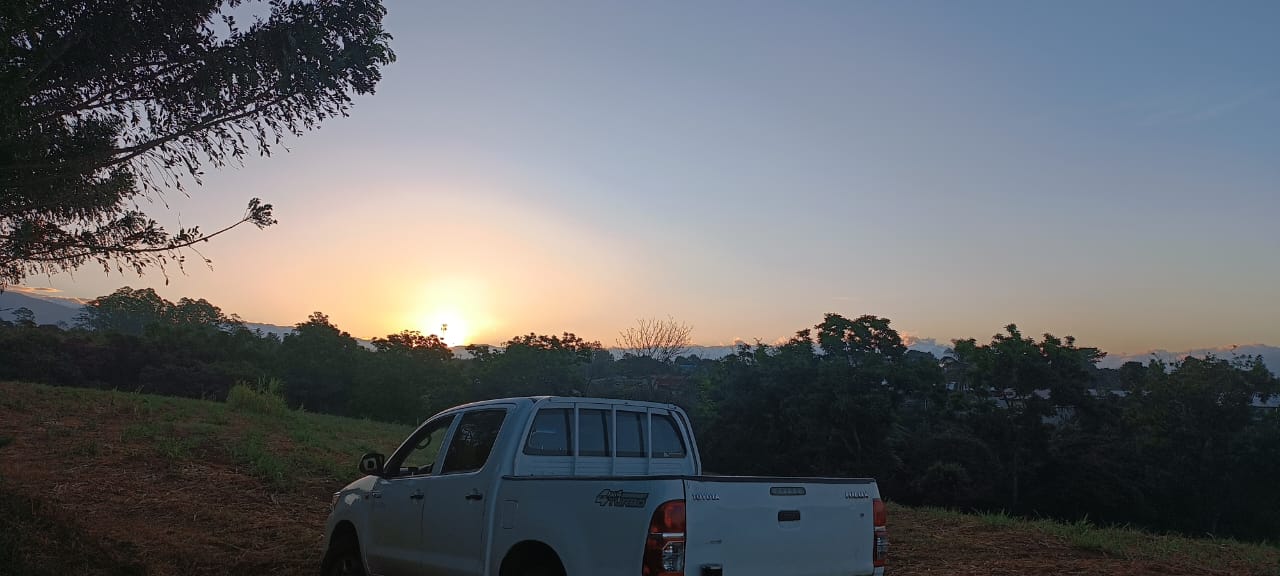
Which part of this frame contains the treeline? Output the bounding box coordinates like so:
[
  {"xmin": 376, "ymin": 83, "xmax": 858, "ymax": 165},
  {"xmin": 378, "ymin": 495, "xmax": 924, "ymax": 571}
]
[
  {"xmin": 696, "ymin": 316, "xmax": 1280, "ymax": 542},
  {"xmin": 2, "ymin": 288, "xmax": 1278, "ymax": 542},
  {"xmin": 0, "ymin": 288, "xmax": 688, "ymax": 421}
]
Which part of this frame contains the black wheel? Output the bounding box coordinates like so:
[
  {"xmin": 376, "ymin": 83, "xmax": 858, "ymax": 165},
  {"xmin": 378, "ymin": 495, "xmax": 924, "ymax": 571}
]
[
  {"xmin": 320, "ymin": 535, "xmax": 366, "ymax": 576},
  {"xmin": 500, "ymin": 542, "xmax": 566, "ymax": 576},
  {"xmin": 516, "ymin": 566, "xmax": 561, "ymax": 576}
]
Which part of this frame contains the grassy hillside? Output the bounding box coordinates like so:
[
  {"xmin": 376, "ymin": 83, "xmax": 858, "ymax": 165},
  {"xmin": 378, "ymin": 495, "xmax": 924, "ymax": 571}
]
[
  {"xmin": 1, "ymin": 381, "xmax": 1277, "ymax": 576},
  {"xmin": 0, "ymin": 381, "xmax": 410, "ymax": 575}
]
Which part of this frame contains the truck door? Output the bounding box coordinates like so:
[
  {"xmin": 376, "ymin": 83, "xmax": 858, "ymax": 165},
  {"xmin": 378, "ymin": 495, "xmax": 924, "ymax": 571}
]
[
  {"xmin": 365, "ymin": 414, "xmax": 456, "ymax": 575},
  {"xmin": 421, "ymin": 407, "xmax": 511, "ymax": 576}
]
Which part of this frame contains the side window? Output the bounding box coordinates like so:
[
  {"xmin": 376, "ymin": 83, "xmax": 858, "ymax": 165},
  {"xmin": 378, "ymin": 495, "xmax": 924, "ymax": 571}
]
[
  {"xmin": 393, "ymin": 415, "xmax": 456, "ymax": 477},
  {"xmin": 524, "ymin": 408, "xmax": 571, "ymax": 456},
  {"xmin": 652, "ymin": 414, "xmax": 687, "ymax": 458},
  {"xmin": 578, "ymin": 409, "xmax": 611, "ymax": 457},
  {"xmin": 441, "ymin": 409, "xmax": 508, "ymax": 474},
  {"xmin": 616, "ymin": 411, "xmax": 647, "ymax": 457}
]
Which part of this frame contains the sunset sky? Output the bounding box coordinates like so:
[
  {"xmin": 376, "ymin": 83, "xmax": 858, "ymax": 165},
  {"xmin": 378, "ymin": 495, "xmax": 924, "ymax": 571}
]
[{"xmin": 19, "ymin": 1, "xmax": 1280, "ymax": 353}]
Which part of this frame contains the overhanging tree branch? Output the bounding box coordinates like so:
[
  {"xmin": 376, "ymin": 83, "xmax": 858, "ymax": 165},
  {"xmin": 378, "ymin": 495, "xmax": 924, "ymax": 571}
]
[{"xmin": 0, "ymin": 0, "xmax": 395, "ymax": 286}]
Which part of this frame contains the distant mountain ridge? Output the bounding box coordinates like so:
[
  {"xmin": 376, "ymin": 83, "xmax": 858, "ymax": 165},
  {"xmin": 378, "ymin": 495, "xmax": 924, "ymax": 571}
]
[{"xmin": 0, "ymin": 291, "xmax": 82, "ymax": 326}]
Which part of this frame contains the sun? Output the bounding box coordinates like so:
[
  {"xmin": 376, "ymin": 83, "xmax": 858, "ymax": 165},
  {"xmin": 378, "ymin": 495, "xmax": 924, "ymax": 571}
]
[{"xmin": 421, "ymin": 308, "xmax": 470, "ymax": 347}]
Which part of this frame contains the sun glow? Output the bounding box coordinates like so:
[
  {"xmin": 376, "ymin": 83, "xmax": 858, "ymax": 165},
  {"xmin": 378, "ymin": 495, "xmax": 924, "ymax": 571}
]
[
  {"xmin": 406, "ymin": 277, "xmax": 495, "ymax": 348},
  {"xmin": 421, "ymin": 308, "xmax": 471, "ymax": 347}
]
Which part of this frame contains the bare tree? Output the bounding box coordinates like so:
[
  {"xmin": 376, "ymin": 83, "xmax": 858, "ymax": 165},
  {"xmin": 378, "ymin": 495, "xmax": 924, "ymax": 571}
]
[{"xmin": 616, "ymin": 316, "xmax": 693, "ymax": 363}]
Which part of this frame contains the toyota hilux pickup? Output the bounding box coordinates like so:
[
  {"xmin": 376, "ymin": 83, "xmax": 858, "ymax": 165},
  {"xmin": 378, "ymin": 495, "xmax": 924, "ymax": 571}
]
[{"xmin": 321, "ymin": 396, "xmax": 888, "ymax": 576}]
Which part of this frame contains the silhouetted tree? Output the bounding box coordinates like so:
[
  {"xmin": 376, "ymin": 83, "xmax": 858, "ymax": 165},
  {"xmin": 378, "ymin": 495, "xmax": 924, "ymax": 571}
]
[
  {"xmin": 951, "ymin": 325, "xmax": 1106, "ymax": 511},
  {"xmin": 617, "ymin": 316, "xmax": 693, "ymax": 363},
  {"xmin": 1123, "ymin": 355, "xmax": 1278, "ymax": 535},
  {"xmin": 1, "ymin": 0, "xmax": 395, "ymax": 285},
  {"xmin": 815, "ymin": 313, "xmax": 906, "ymax": 365},
  {"xmin": 75, "ymin": 286, "xmax": 169, "ymax": 335},
  {"xmin": 466, "ymin": 332, "xmax": 603, "ymax": 397},
  {"xmin": 352, "ymin": 330, "xmax": 463, "ymax": 423},
  {"xmin": 371, "ymin": 330, "xmax": 452, "ymax": 362},
  {"xmin": 280, "ymin": 311, "xmax": 362, "ymax": 413},
  {"xmin": 10, "ymin": 306, "xmax": 35, "ymax": 327}
]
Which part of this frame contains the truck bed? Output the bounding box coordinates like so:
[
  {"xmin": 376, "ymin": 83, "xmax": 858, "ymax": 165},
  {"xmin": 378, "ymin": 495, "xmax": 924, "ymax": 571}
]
[{"xmin": 683, "ymin": 476, "xmax": 880, "ymax": 576}]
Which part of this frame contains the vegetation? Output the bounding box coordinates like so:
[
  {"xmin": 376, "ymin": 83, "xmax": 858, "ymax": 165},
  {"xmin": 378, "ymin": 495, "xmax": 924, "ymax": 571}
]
[
  {"xmin": 1, "ymin": 287, "xmax": 1278, "ymax": 545},
  {"xmin": 0, "ymin": 0, "xmax": 395, "ymax": 285}
]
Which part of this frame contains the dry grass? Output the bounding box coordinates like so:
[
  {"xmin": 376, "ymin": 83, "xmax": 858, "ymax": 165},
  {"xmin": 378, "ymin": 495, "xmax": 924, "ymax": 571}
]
[
  {"xmin": 891, "ymin": 505, "xmax": 1280, "ymax": 576},
  {"xmin": 0, "ymin": 381, "xmax": 409, "ymax": 576}
]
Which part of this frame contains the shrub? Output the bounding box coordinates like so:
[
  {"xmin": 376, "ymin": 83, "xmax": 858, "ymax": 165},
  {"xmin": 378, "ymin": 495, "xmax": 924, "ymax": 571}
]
[{"xmin": 226, "ymin": 378, "xmax": 288, "ymax": 417}]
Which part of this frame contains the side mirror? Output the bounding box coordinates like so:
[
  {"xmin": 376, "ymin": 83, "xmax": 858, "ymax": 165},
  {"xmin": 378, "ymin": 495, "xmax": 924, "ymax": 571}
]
[{"xmin": 359, "ymin": 452, "xmax": 385, "ymax": 476}]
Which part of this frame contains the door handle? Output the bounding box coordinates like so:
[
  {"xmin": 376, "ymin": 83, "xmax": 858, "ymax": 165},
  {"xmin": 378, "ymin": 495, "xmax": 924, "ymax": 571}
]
[
  {"xmin": 465, "ymin": 492, "xmax": 483, "ymax": 501},
  {"xmin": 410, "ymin": 493, "xmax": 424, "ymax": 501}
]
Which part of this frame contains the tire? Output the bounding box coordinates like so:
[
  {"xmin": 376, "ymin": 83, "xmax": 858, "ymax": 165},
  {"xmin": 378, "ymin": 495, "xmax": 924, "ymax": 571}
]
[
  {"xmin": 320, "ymin": 535, "xmax": 366, "ymax": 576},
  {"xmin": 515, "ymin": 566, "xmax": 561, "ymax": 576}
]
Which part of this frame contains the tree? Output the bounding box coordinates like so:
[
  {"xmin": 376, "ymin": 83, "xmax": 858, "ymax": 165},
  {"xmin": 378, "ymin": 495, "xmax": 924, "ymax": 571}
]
[
  {"xmin": 814, "ymin": 313, "xmax": 905, "ymax": 365},
  {"xmin": 1123, "ymin": 355, "xmax": 1279, "ymax": 535},
  {"xmin": 75, "ymin": 286, "xmax": 170, "ymax": 335},
  {"xmin": 950, "ymin": 324, "xmax": 1105, "ymax": 511},
  {"xmin": 616, "ymin": 316, "xmax": 693, "ymax": 363},
  {"xmin": 168, "ymin": 296, "xmax": 241, "ymax": 330},
  {"xmin": 280, "ymin": 311, "xmax": 363, "ymax": 413},
  {"xmin": 371, "ymin": 330, "xmax": 453, "ymax": 362},
  {"xmin": 10, "ymin": 306, "xmax": 36, "ymax": 327},
  {"xmin": 1, "ymin": 0, "xmax": 395, "ymax": 285},
  {"xmin": 353, "ymin": 330, "xmax": 463, "ymax": 423},
  {"xmin": 466, "ymin": 332, "xmax": 603, "ymax": 398}
]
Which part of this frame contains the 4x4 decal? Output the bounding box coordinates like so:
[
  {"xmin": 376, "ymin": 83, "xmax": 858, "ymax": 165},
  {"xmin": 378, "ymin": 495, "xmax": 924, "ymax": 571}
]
[{"xmin": 595, "ymin": 489, "xmax": 649, "ymax": 508}]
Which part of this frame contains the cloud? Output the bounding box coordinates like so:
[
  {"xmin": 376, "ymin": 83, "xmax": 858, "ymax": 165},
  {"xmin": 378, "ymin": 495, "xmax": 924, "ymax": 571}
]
[
  {"xmin": 5, "ymin": 285, "xmax": 89, "ymax": 307},
  {"xmin": 8, "ymin": 285, "xmax": 62, "ymax": 294},
  {"xmin": 1137, "ymin": 84, "xmax": 1275, "ymax": 125},
  {"xmin": 904, "ymin": 336, "xmax": 953, "ymax": 358},
  {"xmin": 1193, "ymin": 85, "xmax": 1274, "ymax": 120}
]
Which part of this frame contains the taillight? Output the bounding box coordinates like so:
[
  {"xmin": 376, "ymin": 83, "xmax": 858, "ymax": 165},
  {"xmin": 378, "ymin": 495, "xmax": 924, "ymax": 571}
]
[
  {"xmin": 872, "ymin": 498, "xmax": 889, "ymax": 569},
  {"xmin": 643, "ymin": 500, "xmax": 686, "ymax": 576}
]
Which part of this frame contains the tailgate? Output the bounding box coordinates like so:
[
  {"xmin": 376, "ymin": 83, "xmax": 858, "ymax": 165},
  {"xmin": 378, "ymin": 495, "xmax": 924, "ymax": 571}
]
[{"xmin": 682, "ymin": 478, "xmax": 878, "ymax": 576}]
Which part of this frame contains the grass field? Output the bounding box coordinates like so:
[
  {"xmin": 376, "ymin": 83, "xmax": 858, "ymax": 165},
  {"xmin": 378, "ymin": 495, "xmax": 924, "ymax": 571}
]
[{"xmin": 1, "ymin": 381, "xmax": 1277, "ymax": 576}]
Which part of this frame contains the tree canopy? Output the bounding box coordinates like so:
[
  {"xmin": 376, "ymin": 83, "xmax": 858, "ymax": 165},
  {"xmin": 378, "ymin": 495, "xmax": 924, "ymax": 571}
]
[{"xmin": 0, "ymin": 0, "xmax": 395, "ymax": 285}]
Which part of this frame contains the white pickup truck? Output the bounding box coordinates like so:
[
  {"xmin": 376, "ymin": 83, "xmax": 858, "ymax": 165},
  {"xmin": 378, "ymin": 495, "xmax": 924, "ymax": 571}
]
[{"xmin": 321, "ymin": 396, "xmax": 888, "ymax": 576}]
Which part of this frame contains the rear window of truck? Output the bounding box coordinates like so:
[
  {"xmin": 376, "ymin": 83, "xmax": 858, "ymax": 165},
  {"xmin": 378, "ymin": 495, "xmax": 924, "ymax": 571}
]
[
  {"xmin": 525, "ymin": 408, "xmax": 571, "ymax": 456},
  {"xmin": 579, "ymin": 409, "xmax": 610, "ymax": 457},
  {"xmin": 615, "ymin": 411, "xmax": 647, "ymax": 457},
  {"xmin": 522, "ymin": 407, "xmax": 686, "ymax": 459},
  {"xmin": 651, "ymin": 414, "xmax": 687, "ymax": 458}
]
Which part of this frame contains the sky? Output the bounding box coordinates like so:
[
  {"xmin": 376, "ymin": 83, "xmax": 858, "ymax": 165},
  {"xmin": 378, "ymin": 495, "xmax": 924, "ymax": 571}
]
[{"xmin": 19, "ymin": 0, "xmax": 1280, "ymax": 353}]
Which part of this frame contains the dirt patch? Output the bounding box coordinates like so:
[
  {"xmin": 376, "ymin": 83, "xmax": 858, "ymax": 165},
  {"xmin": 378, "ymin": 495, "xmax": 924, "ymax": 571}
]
[{"xmin": 0, "ymin": 488, "xmax": 146, "ymax": 576}]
